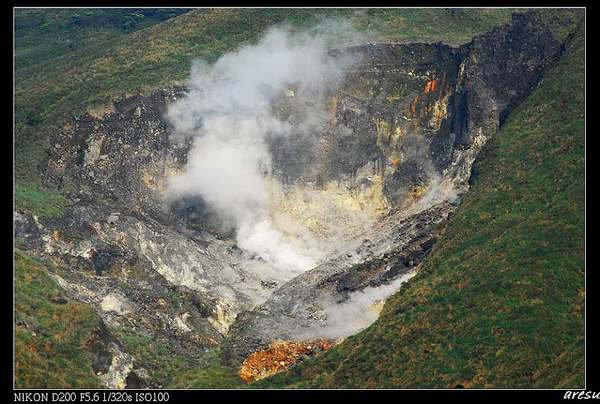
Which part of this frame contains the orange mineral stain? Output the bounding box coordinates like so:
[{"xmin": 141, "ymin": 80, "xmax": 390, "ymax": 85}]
[
  {"xmin": 239, "ymin": 339, "xmax": 335, "ymax": 383},
  {"xmin": 423, "ymin": 79, "xmax": 438, "ymax": 93},
  {"xmin": 411, "ymin": 95, "xmax": 419, "ymax": 116}
]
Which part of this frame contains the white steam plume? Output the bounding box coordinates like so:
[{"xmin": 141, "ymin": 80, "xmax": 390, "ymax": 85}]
[
  {"xmin": 299, "ymin": 269, "xmax": 418, "ymax": 340},
  {"xmin": 165, "ymin": 25, "xmax": 358, "ymax": 274}
]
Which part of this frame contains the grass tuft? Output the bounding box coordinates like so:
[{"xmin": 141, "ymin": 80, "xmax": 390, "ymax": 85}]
[{"xmin": 14, "ymin": 250, "xmax": 102, "ymax": 388}]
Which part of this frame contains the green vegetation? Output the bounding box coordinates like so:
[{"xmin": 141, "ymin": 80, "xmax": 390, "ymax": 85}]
[
  {"xmin": 15, "ymin": 8, "xmax": 189, "ymax": 215},
  {"xmin": 349, "ymin": 8, "xmax": 518, "ymax": 44},
  {"xmin": 534, "ymin": 8, "xmax": 585, "ymax": 42},
  {"xmin": 15, "ymin": 9, "xmax": 189, "ymax": 73},
  {"xmin": 14, "ymin": 250, "xmax": 102, "ymax": 388},
  {"xmin": 257, "ymin": 21, "xmax": 585, "ymax": 389},
  {"xmin": 15, "ymin": 183, "xmax": 68, "ymax": 218},
  {"xmin": 169, "ymin": 349, "xmax": 245, "ymax": 389},
  {"xmin": 112, "ymin": 327, "xmax": 243, "ymax": 388}
]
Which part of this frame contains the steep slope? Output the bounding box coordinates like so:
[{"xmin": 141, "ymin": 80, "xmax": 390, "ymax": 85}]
[
  {"xmin": 14, "ymin": 10, "xmax": 519, "ymax": 389},
  {"xmin": 15, "ymin": 9, "xmax": 189, "ymax": 73},
  {"xmin": 256, "ymin": 23, "xmax": 585, "ymax": 389}
]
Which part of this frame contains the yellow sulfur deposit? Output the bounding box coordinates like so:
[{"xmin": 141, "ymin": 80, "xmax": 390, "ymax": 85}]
[
  {"xmin": 269, "ymin": 177, "xmax": 389, "ymax": 243},
  {"xmin": 389, "ymin": 151, "xmax": 403, "ymax": 170},
  {"xmin": 410, "ymin": 185, "xmax": 428, "ymax": 201},
  {"xmin": 329, "ymin": 95, "xmax": 338, "ymax": 125},
  {"xmin": 428, "ymin": 94, "xmax": 449, "ymax": 131}
]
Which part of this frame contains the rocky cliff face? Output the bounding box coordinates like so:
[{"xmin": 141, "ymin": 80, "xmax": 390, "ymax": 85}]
[{"xmin": 15, "ymin": 11, "xmax": 563, "ymax": 386}]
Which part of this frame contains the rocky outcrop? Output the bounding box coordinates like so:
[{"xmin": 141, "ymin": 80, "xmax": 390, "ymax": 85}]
[
  {"xmin": 85, "ymin": 323, "xmax": 156, "ymax": 389},
  {"xmin": 320, "ymin": 11, "xmax": 561, "ymax": 202},
  {"xmin": 34, "ymin": 88, "xmax": 304, "ymax": 343}
]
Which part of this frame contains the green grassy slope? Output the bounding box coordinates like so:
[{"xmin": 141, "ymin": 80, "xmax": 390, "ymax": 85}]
[
  {"xmin": 257, "ymin": 23, "xmax": 585, "ymax": 389},
  {"xmin": 15, "ymin": 9, "xmax": 189, "ymax": 74},
  {"xmin": 14, "ymin": 250, "xmax": 103, "ymax": 388},
  {"xmin": 111, "ymin": 327, "xmax": 244, "ymax": 389},
  {"xmin": 15, "ymin": 183, "xmax": 68, "ymax": 219}
]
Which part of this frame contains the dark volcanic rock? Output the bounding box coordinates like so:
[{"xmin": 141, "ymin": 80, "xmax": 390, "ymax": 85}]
[
  {"xmin": 14, "ymin": 212, "xmax": 43, "ymax": 250},
  {"xmin": 86, "ymin": 324, "xmax": 118, "ymax": 375}
]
